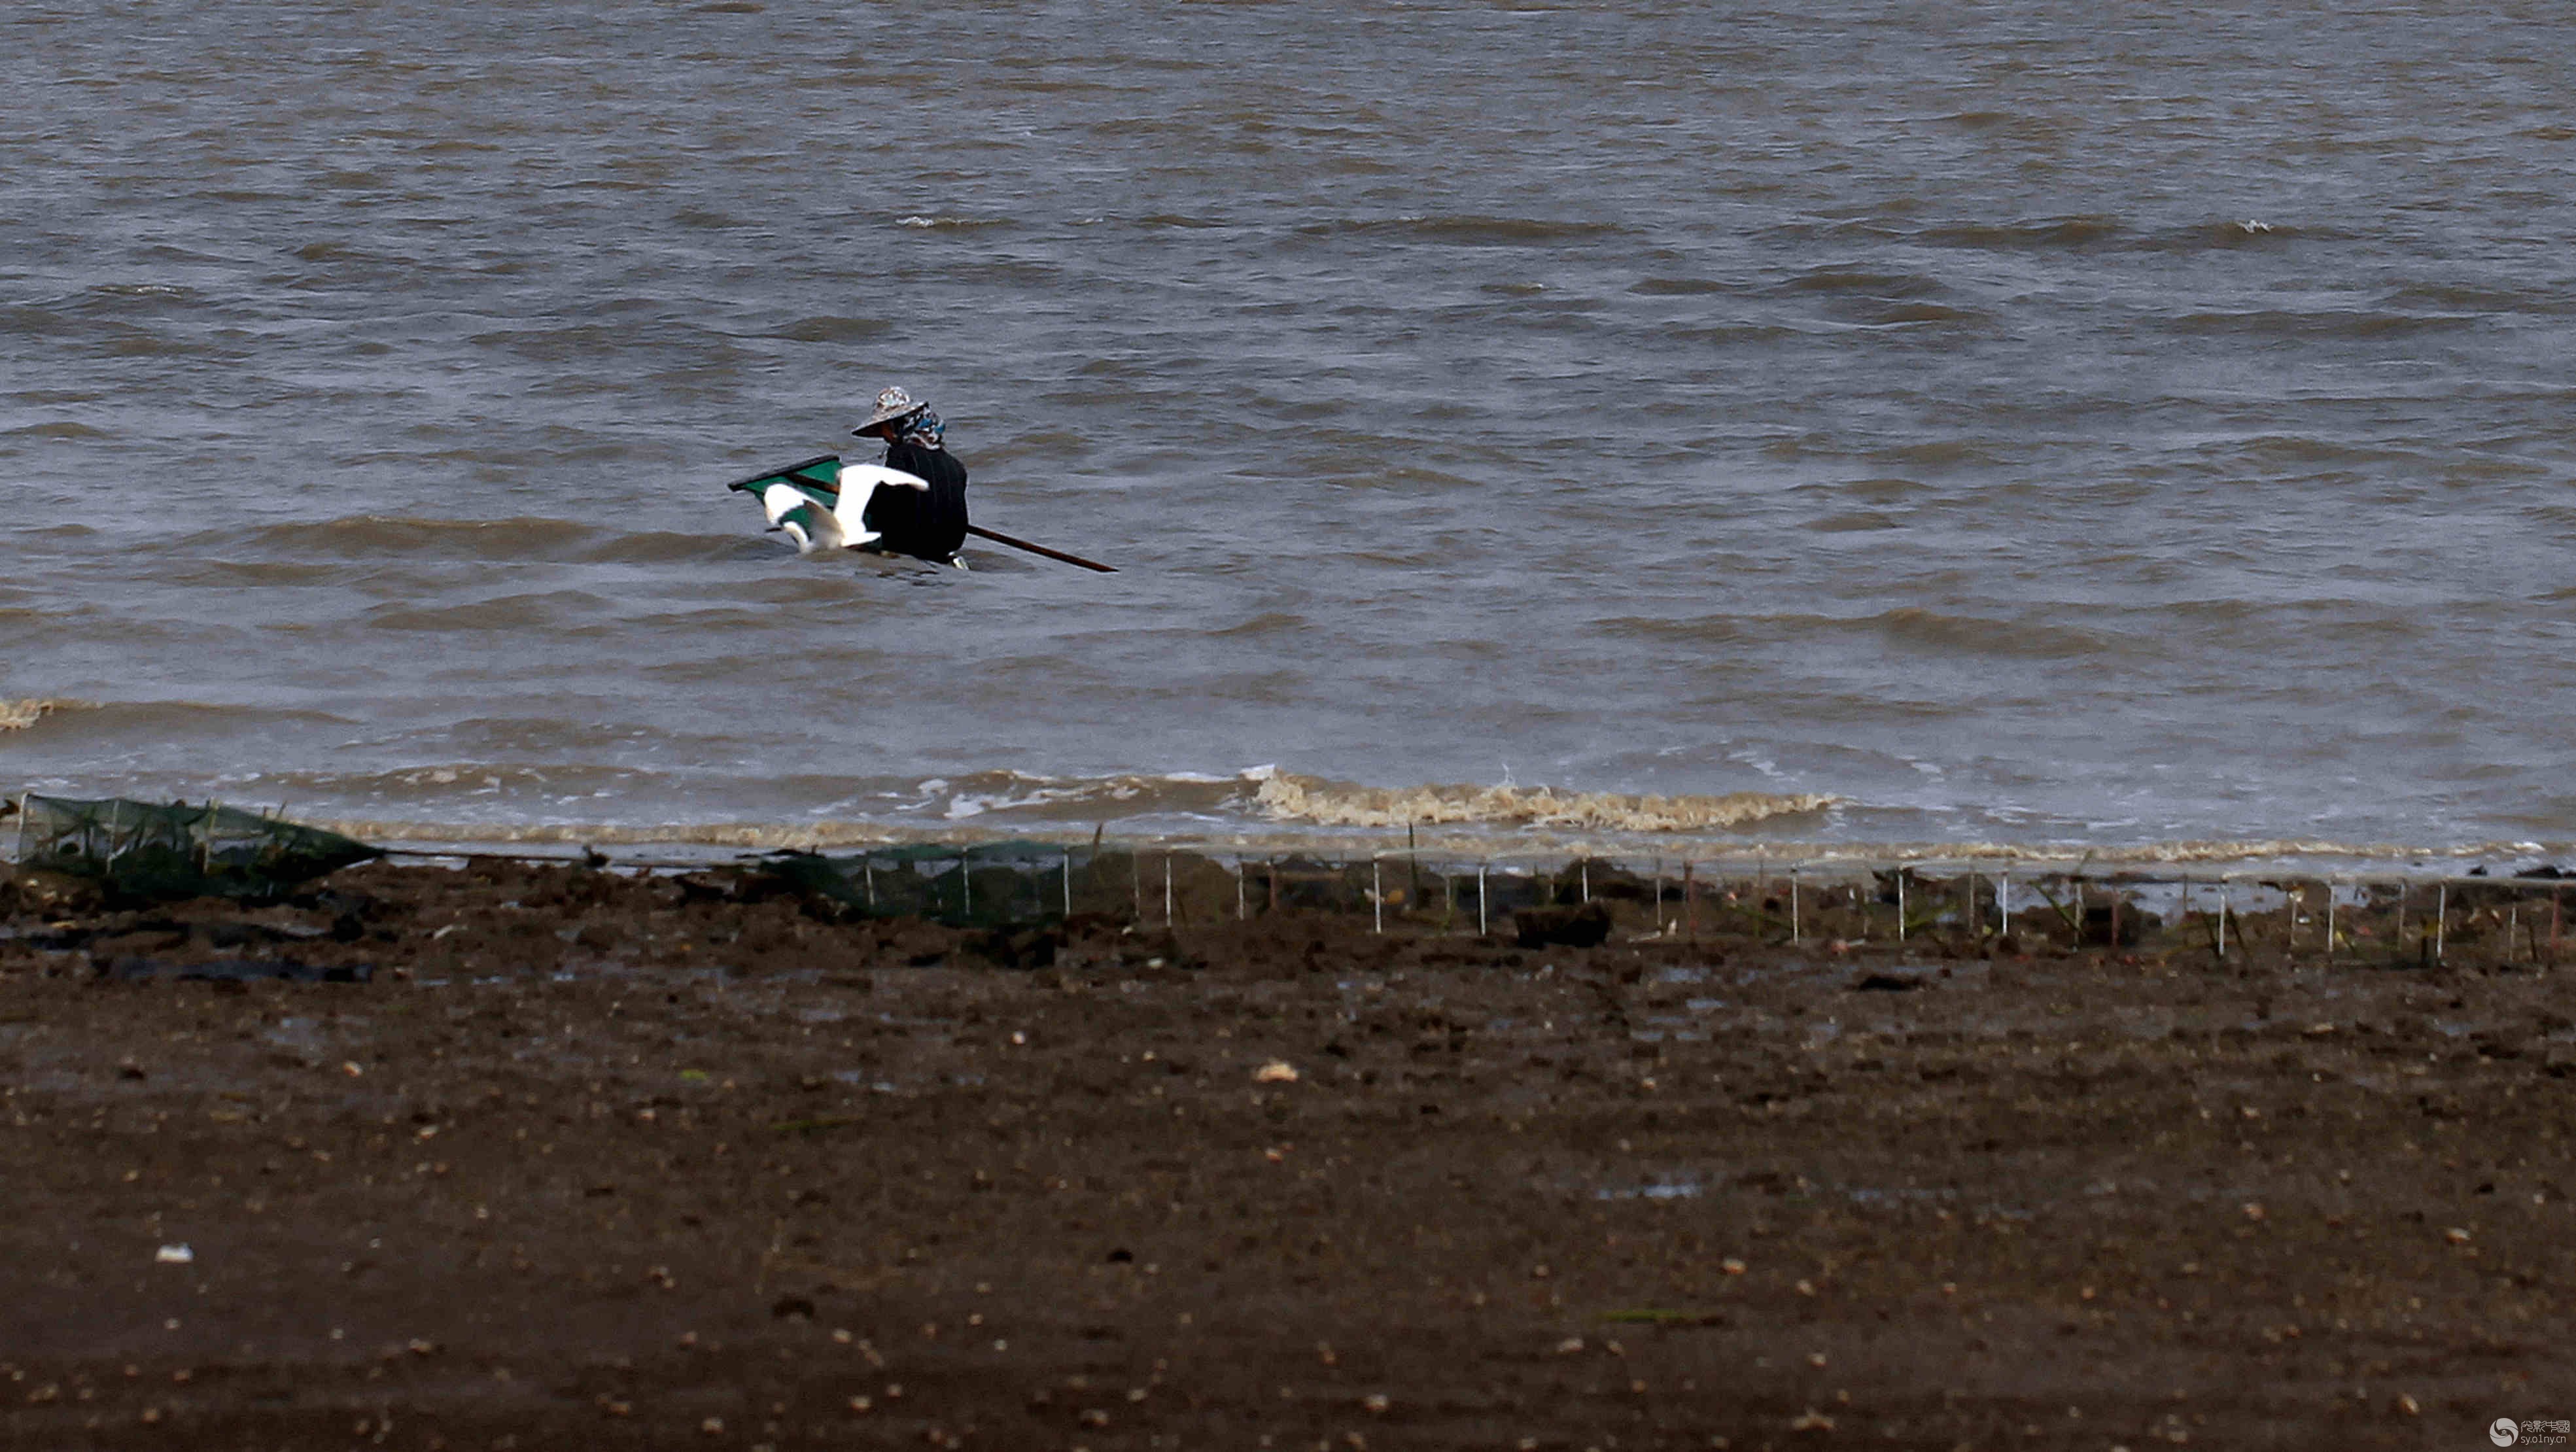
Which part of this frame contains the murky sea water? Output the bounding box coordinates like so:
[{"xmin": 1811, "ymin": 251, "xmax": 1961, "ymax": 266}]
[{"xmin": 6, "ymin": 0, "xmax": 2575, "ymax": 861}]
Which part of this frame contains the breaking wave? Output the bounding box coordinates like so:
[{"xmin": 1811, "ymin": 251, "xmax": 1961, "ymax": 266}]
[
  {"xmin": 0, "ymin": 698, "xmax": 78, "ymax": 731},
  {"xmin": 1251, "ymin": 773, "xmax": 1837, "ymax": 832}
]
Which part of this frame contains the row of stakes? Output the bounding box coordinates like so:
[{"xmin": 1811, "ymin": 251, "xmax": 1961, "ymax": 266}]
[{"xmin": 1006, "ymin": 850, "xmax": 2567, "ymax": 965}]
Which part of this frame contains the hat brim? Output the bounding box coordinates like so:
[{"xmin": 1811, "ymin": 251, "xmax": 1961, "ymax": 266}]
[{"xmin": 853, "ymin": 402, "xmax": 921, "ymax": 432}]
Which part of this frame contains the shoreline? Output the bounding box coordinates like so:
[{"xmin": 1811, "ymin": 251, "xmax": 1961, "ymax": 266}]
[{"xmin": 3, "ymin": 856, "xmax": 2567, "ymax": 1448}]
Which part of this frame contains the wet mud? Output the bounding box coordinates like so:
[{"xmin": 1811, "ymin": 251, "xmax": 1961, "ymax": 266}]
[{"xmin": 2, "ymin": 857, "xmax": 2568, "ymax": 1449}]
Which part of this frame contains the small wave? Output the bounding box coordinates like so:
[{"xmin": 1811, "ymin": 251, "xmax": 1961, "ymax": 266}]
[
  {"xmin": 1208, "ymin": 611, "xmax": 1308, "ymax": 639},
  {"xmin": 1867, "ymin": 608, "xmax": 2123, "ymax": 662},
  {"xmin": 893, "ymin": 215, "xmax": 1008, "ymax": 230},
  {"xmin": 3, "ymin": 419, "xmax": 109, "ymax": 440},
  {"xmin": 773, "ymin": 315, "xmax": 893, "ymax": 344},
  {"xmin": 1861, "ymin": 301, "xmax": 1989, "ymax": 327},
  {"xmin": 0, "ymin": 303, "xmax": 71, "ymax": 338},
  {"xmin": 1295, "ymin": 215, "xmax": 1629, "ymax": 247},
  {"xmin": 2136, "ymin": 218, "xmax": 2311, "ymax": 253},
  {"xmin": 1803, "ymin": 510, "xmax": 1905, "ymax": 534},
  {"xmin": 207, "ymin": 515, "xmax": 605, "ymax": 563},
  {"xmin": 2379, "ymin": 282, "xmax": 2531, "ymax": 313},
  {"xmin": 363, "ymin": 591, "xmax": 614, "ymax": 632},
  {"xmin": 1781, "ymin": 268, "xmax": 1942, "ymax": 298},
  {"xmin": 2163, "ymin": 308, "xmax": 2484, "ymax": 341},
  {"xmin": 1253, "ymin": 774, "xmax": 1836, "ymax": 833},
  {"xmin": 576, "ymin": 530, "xmax": 761, "ymax": 565},
  {"xmin": 1629, "ymin": 277, "xmax": 1738, "ymax": 296},
  {"xmin": 1938, "ymin": 109, "xmax": 2031, "ymax": 131},
  {"xmin": 0, "ymin": 698, "xmax": 340, "ymax": 740},
  {"xmin": 1870, "ymin": 440, "xmax": 1995, "ymax": 469},
  {"xmin": 1914, "ymin": 215, "xmax": 2121, "ymax": 251}
]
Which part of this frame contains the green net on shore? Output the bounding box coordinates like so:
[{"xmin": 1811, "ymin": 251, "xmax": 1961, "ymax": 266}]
[{"xmin": 14, "ymin": 794, "xmax": 383, "ymax": 901}]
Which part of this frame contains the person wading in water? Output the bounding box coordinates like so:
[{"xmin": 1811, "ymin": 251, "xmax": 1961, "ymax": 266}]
[{"xmin": 849, "ymin": 387, "xmax": 970, "ymax": 566}]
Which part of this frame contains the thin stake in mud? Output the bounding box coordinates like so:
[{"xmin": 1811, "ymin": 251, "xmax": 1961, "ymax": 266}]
[
  {"xmin": 1131, "ymin": 852, "xmax": 1141, "ymax": 922},
  {"xmin": 2326, "ymin": 881, "xmax": 2338, "ymax": 963},
  {"xmin": 864, "ymin": 861, "xmax": 875, "ymax": 910},
  {"xmin": 1580, "ymin": 859, "xmax": 1590, "ymax": 905},
  {"xmin": 962, "ymin": 852, "xmax": 971, "ymax": 920},
  {"xmin": 2435, "ymin": 882, "xmax": 2446, "ymax": 963},
  {"xmin": 1236, "ymin": 857, "xmax": 1245, "ymax": 922},
  {"xmin": 1164, "ymin": 854, "xmax": 1174, "ymax": 926},
  {"xmin": 1064, "ymin": 851, "xmax": 1073, "ymax": 918},
  {"xmin": 1372, "ymin": 856, "xmax": 1384, "ymax": 936},
  {"xmin": 2217, "ymin": 878, "xmax": 2228, "ymax": 959},
  {"xmin": 1998, "ymin": 869, "xmax": 2011, "ymax": 940},
  {"xmin": 1896, "ymin": 867, "xmax": 1907, "ymax": 944},
  {"xmin": 1653, "ymin": 859, "xmax": 1663, "ymax": 933},
  {"xmin": 1478, "ymin": 863, "xmax": 1488, "ymax": 937},
  {"xmin": 1790, "ymin": 869, "xmax": 1801, "ymax": 943}
]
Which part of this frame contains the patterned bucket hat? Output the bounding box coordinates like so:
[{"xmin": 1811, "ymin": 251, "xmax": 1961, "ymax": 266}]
[{"xmin": 852, "ymin": 387, "xmax": 924, "ymax": 434}]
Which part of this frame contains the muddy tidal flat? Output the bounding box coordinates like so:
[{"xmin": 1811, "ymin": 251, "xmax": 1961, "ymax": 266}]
[{"xmin": 2, "ymin": 857, "xmax": 2569, "ymax": 1450}]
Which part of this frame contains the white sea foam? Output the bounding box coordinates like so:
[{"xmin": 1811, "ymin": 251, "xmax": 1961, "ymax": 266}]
[
  {"xmin": 0, "ymin": 699, "xmax": 66, "ymax": 731},
  {"xmin": 1251, "ymin": 773, "xmax": 1838, "ymax": 833}
]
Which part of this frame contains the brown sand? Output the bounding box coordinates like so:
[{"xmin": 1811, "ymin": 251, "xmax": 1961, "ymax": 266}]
[{"xmin": 1, "ymin": 856, "xmax": 2568, "ymax": 1450}]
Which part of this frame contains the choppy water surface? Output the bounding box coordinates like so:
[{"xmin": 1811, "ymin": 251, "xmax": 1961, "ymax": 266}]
[{"xmin": 7, "ymin": 0, "xmax": 2576, "ymax": 861}]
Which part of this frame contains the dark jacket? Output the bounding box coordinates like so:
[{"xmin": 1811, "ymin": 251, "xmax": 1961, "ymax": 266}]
[{"xmin": 860, "ymin": 442, "xmax": 969, "ymax": 562}]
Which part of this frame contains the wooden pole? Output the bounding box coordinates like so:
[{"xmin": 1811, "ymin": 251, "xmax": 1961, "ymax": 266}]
[{"xmin": 963, "ymin": 524, "xmax": 1116, "ymax": 572}]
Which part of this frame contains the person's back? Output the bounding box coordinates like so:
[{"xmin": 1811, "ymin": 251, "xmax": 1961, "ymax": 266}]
[{"xmin": 847, "ymin": 388, "xmax": 969, "ymax": 564}]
